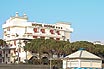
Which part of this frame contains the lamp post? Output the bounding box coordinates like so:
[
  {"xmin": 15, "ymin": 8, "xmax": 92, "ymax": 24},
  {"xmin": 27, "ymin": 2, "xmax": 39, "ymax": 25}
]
[{"xmin": 49, "ymin": 58, "xmax": 52, "ymax": 69}]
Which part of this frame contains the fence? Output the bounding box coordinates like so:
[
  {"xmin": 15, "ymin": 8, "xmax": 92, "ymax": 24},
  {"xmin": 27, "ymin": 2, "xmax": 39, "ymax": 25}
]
[{"xmin": 0, "ymin": 64, "xmax": 50, "ymax": 69}]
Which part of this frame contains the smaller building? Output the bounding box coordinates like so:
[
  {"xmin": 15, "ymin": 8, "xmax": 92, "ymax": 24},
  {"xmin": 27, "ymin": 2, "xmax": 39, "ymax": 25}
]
[
  {"xmin": 93, "ymin": 41, "xmax": 104, "ymax": 45},
  {"xmin": 63, "ymin": 48, "xmax": 102, "ymax": 69}
]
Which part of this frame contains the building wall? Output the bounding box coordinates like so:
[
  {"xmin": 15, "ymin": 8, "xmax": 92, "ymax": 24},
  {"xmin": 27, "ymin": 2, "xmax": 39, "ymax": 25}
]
[
  {"xmin": 63, "ymin": 59, "xmax": 102, "ymax": 69},
  {"xmin": 2, "ymin": 14, "xmax": 73, "ymax": 41},
  {"xmin": 0, "ymin": 64, "xmax": 50, "ymax": 69}
]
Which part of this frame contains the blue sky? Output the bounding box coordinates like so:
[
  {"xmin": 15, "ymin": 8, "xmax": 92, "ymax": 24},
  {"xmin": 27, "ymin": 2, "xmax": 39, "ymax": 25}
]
[{"xmin": 0, "ymin": 0, "xmax": 104, "ymax": 42}]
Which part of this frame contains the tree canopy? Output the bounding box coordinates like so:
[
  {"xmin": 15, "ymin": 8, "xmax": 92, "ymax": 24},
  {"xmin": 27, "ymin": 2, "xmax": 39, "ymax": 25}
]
[
  {"xmin": 0, "ymin": 39, "xmax": 6, "ymax": 46},
  {"xmin": 24, "ymin": 38, "xmax": 104, "ymax": 57}
]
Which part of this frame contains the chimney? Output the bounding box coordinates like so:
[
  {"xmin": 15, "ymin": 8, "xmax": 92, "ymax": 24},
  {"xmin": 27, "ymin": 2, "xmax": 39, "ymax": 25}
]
[
  {"xmin": 23, "ymin": 13, "xmax": 27, "ymax": 18},
  {"xmin": 15, "ymin": 12, "xmax": 19, "ymax": 17}
]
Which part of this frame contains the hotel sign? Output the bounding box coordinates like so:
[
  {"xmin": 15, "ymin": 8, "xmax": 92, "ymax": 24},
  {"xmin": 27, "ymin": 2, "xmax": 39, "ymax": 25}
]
[{"xmin": 32, "ymin": 23, "xmax": 55, "ymax": 28}]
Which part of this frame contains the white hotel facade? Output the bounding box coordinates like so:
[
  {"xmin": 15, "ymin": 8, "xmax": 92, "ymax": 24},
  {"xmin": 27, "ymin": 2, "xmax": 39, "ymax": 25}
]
[{"xmin": 2, "ymin": 12, "xmax": 73, "ymax": 63}]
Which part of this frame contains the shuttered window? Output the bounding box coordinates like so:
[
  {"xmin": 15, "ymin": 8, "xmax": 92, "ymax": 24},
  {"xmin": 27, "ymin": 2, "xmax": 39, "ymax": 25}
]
[
  {"xmin": 56, "ymin": 38, "xmax": 60, "ymax": 40},
  {"xmin": 56, "ymin": 31, "xmax": 60, "ymax": 35},
  {"xmin": 33, "ymin": 36, "xmax": 37, "ymax": 38},
  {"xmin": 33, "ymin": 28, "xmax": 38, "ymax": 33},
  {"xmin": 50, "ymin": 29, "xmax": 54, "ymax": 34},
  {"xmin": 41, "ymin": 29, "xmax": 45, "ymax": 33},
  {"xmin": 40, "ymin": 36, "xmax": 45, "ymax": 39}
]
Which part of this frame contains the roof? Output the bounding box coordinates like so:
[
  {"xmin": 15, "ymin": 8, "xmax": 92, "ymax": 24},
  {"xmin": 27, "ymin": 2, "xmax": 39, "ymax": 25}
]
[
  {"xmin": 65, "ymin": 49, "xmax": 101, "ymax": 60},
  {"xmin": 56, "ymin": 22, "xmax": 71, "ymax": 25}
]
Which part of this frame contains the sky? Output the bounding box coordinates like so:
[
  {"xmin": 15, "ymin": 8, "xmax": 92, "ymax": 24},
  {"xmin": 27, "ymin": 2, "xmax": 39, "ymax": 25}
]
[{"xmin": 0, "ymin": 0, "xmax": 104, "ymax": 42}]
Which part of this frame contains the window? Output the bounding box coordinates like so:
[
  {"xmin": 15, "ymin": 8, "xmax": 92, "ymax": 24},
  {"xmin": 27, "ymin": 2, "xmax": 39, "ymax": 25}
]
[
  {"xmin": 8, "ymin": 50, "xmax": 10, "ymax": 54},
  {"xmin": 0, "ymin": 59, "xmax": 2, "ymax": 62},
  {"xmin": 67, "ymin": 39, "xmax": 69, "ymax": 41},
  {"xmin": 40, "ymin": 36, "xmax": 45, "ymax": 39},
  {"xmin": 0, "ymin": 54, "xmax": 2, "ymax": 57},
  {"xmin": 0, "ymin": 51, "xmax": 2, "ymax": 57},
  {"xmin": 2, "ymin": 57, "xmax": 4, "ymax": 62},
  {"xmin": 19, "ymin": 57, "xmax": 21, "ymax": 61},
  {"xmin": 8, "ymin": 57, "xmax": 10, "ymax": 62},
  {"xmin": 7, "ymin": 27, "xmax": 10, "ymax": 31},
  {"xmin": 14, "ymin": 40, "xmax": 16, "ymax": 46},
  {"xmin": 6, "ymin": 54, "xmax": 8, "ymax": 57},
  {"xmin": 0, "ymin": 51, "xmax": 2, "ymax": 54},
  {"xmin": 33, "ymin": 28, "xmax": 38, "ymax": 33},
  {"xmin": 33, "ymin": 36, "xmax": 37, "ymax": 38},
  {"xmin": 50, "ymin": 29, "xmax": 54, "ymax": 34},
  {"xmin": 56, "ymin": 31, "xmax": 60, "ymax": 35},
  {"xmin": 3, "ymin": 51, "xmax": 5, "ymax": 54},
  {"xmin": 50, "ymin": 37, "xmax": 54, "ymax": 39},
  {"xmin": 19, "ymin": 48, "xmax": 21, "ymax": 52},
  {"xmin": 61, "ymin": 27, "xmax": 62, "ymax": 29},
  {"xmin": 41, "ymin": 29, "xmax": 45, "ymax": 33},
  {"xmin": 10, "ymin": 44, "xmax": 12, "ymax": 46},
  {"xmin": 14, "ymin": 49, "xmax": 17, "ymax": 54},
  {"xmin": 62, "ymin": 36, "xmax": 65, "ymax": 41},
  {"xmin": 4, "ymin": 31, "xmax": 6, "ymax": 34},
  {"xmin": 56, "ymin": 38, "xmax": 60, "ymax": 40}
]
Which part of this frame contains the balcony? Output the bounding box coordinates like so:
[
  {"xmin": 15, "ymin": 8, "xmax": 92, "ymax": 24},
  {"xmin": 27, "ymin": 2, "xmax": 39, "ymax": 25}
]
[
  {"xmin": 33, "ymin": 33, "xmax": 41, "ymax": 36},
  {"xmin": 9, "ymin": 45, "xmax": 17, "ymax": 49},
  {"xmin": 7, "ymin": 54, "xmax": 10, "ymax": 57},
  {"xmin": 1, "ymin": 54, "xmax": 11, "ymax": 57},
  {"xmin": 1, "ymin": 45, "xmax": 16, "ymax": 49},
  {"xmin": 2, "ymin": 54, "xmax": 4, "ymax": 57}
]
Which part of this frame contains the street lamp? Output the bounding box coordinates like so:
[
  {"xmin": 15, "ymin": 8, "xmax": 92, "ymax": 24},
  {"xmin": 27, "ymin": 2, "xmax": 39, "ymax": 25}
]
[{"xmin": 49, "ymin": 58, "xmax": 52, "ymax": 69}]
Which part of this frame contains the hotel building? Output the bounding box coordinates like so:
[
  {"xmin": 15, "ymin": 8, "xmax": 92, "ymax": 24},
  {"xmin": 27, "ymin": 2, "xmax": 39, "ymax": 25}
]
[{"xmin": 2, "ymin": 12, "xmax": 73, "ymax": 63}]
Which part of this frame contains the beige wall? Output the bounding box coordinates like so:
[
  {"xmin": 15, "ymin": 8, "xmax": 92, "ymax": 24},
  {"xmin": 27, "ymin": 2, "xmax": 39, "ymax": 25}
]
[
  {"xmin": 64, "ymin": 31, "xmax": 70, "ymax": 41},
  {"xmin": 63, "ymin": 59, "xmax": 102, "ymax": 69}
]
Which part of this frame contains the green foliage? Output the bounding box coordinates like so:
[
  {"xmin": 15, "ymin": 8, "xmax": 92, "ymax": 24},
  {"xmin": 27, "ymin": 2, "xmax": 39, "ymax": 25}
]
[
  {"xmin": 24, "ymin": 39, "xmax": 104, "ymax": 66},
  {"xmin": 0, "ymin": 39, "xmax": 6, "ymax": 46},
  {"xmin": 24, "ymin": 39, "xmax": 104, "ymax": 60}
]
